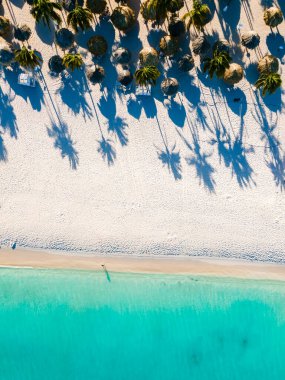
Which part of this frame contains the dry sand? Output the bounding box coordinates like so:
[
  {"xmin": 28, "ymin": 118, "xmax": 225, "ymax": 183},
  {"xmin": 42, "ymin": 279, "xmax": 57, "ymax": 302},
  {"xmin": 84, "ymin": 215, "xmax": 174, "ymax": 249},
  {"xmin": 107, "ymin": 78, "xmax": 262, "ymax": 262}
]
[{"xmin": 0, "ymin": 0, "xmax": 284, "ymax": 262}]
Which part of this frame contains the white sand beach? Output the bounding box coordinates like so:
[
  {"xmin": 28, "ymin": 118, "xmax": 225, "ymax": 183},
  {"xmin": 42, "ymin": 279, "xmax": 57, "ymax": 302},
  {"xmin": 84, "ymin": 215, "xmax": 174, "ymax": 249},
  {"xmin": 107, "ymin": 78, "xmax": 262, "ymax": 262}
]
[{"xmin": 0, "ymin": 0, "xmax": 284, "ymax": 263}]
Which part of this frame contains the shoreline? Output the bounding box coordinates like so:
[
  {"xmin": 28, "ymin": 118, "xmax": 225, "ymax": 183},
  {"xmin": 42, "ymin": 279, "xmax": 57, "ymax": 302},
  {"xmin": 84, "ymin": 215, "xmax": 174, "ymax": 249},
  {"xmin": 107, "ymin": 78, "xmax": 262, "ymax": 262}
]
[{"xmin": 1, "ymin": 248, "xmax": 285, "ymax": 281}]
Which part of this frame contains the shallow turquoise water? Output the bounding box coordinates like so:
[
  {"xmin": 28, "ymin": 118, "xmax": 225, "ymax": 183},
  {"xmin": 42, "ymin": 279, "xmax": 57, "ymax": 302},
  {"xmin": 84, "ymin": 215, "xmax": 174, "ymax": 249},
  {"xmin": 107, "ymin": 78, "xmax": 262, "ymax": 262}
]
[{"xmin": 0, "ymin": 269, "xmax": 285, "ymax": 380}]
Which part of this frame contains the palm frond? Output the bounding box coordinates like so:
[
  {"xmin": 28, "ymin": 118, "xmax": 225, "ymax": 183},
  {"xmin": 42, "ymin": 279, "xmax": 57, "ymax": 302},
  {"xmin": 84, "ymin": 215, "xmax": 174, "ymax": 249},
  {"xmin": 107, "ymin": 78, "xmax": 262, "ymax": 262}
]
[{"xmin": 134, "ymin": 66, "xmax": 160, "ymax": 86}]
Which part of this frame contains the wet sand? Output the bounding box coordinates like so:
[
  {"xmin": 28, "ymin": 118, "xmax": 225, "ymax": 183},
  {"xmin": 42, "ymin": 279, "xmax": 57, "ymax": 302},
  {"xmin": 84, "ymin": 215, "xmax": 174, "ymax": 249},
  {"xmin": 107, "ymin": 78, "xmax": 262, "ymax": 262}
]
[{"xmin": 0, "ymin": 248, "xmax": 285, "ymax": 281}]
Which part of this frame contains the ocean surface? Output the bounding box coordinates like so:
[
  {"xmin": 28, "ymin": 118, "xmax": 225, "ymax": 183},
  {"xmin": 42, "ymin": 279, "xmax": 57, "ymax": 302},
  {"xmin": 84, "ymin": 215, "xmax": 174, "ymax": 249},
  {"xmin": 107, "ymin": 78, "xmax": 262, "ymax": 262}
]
[{"xmin": 0, "ymin": 268, "xmax": 285, "ymax": 380}]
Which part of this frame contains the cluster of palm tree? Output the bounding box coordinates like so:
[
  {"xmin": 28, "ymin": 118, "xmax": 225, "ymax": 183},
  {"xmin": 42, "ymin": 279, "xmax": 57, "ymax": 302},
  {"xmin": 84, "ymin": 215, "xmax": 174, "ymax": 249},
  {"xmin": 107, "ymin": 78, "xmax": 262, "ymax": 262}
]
[{"xmin": 0, "ymin": 0, "xmax": 283, "ymax": 98}]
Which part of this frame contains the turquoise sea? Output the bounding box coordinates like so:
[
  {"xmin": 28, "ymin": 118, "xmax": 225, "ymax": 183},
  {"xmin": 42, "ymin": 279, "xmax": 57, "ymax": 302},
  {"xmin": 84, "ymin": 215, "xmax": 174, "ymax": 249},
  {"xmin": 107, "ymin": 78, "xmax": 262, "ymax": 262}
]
[{"xmin": 0, "ymin": 268, "xmax": 285, "ymax": 380}]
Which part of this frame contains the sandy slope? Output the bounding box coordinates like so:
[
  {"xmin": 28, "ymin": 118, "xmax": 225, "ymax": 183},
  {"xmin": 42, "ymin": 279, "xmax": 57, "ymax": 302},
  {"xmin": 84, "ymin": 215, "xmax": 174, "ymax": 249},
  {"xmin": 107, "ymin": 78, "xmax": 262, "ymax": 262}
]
[{"xmin": 0, "ymin": 0, "xmax": 284, "ymax": 262}]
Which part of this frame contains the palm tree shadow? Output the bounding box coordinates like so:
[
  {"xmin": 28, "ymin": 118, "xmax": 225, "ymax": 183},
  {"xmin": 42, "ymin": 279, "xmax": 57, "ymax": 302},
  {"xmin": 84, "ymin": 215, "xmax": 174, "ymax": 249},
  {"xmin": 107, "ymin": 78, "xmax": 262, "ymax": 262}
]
[
  {"xmin": 57, "ymin": 71, "xmax": 92, "ymax": 120},
  {"xmin": 177, "ymin": 129, "xmax": 216, "ymax": 193},
  {"xmin": 0, "ymin": 87, "xmax": 18, "ymax": 138},
  {"xmin": 97, "ymin": 136, "xmax": 116, "ymax": 166},
  {"xmin": 0, "ymin": 134, "xmax": 8, "ymax": 162},
  {"xmin": 35, "ymin": 21, "xmax": 55, "ymax": 45},
  {"xmin": 47, "ymin": 121, "xmax": 79, "ymax": 170},
  {"xmin": 210, "ymin": 122, "xmax": 255, "ymax": 188},
  {"xmin": 107, "ymin": 116, "xmax": 129, "ymax": 146},
  {"xmin": 155, "ymin": 117, "xmax": 182, "ymax": 180},
  {"xmin": 252, "ymin": 95, "xmax": 285, "ymax": 189}
]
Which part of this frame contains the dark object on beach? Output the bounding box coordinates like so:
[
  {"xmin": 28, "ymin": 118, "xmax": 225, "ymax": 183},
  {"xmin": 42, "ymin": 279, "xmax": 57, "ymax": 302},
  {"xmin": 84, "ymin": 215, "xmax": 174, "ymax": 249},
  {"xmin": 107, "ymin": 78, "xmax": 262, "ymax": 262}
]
[
  {"xmin": 168, "ymin": 17, "xmax": 185, "ymax": 38},
  {"xmin": 223, "ymin": 63, "xmax": 244, "ymax": 85},
  {"xmin": 0, "ymin": 16, "xmax": 11, "ymax": 37},
  {"xmin": 111, "ymin": 5, "xmax": 136, "ymax": 32},
  {"xmin": 86, "ymin": 0, "xmax": 107, "ymax": 14},
  {"xmin": 86, "ymin": 65, "xmax": 105, "ymax": 84},
  {"xmin": 14, "ymin": 24, "xmax": 32, "ymax": 41},
  {"xmin": 0, "ymin": 37, "xmax": 14, "ymax": 66},
  {"xmin": 48, "ymin": 55, "xmax": 65, "ymax": 74},
  {"xmin": 264, "ymin": 6, "xmax": 283, "ymax": 28},
  {"xmin": 167, "ymin": 0, "xmax": 184, "ymax": 13},
  {"xmin": 161, "ymin": 77, "xmax": 179, "ymax": 96},
  {"xmin": 178, "ymin": 54, "xmax": 194, "ymax": 72},
  {"xmin": 62, "ymin": 0, "xmax": 83, "ymax": 11},
  {"xmin": 159, "ymin": 35, "xmax": 179, "ymax": 56},
  {"xmin": 139, "ymin": 47, "xmax": 159, "ymax": 66},
  {"xmin": 258, "ymin": 54, "xmax": 279, "ymax": 73},
  {"xmin": 87, "ymin": 35, "xmax": 108, "ymax": 56},
  {"xmin": 117, "ymin": 67, "xmax": 133, "ymax": 86},
  {"xmin": 213, "ymin": 39, "xmax": 230, "ymax": 54},
  {"xmin": 55, "ymin": 28, "xmax": 75, "ymax": 50},
  {"xmin": 112, "ymin": 47, "xmax": 131, "ymax": 64},
  {"xmin": 241, "ymin": 31, "xmax": 260, "ymax": 50},
  {"xmin": 192, "ymin": 35, "xmax": 211, "ymax": 56}
]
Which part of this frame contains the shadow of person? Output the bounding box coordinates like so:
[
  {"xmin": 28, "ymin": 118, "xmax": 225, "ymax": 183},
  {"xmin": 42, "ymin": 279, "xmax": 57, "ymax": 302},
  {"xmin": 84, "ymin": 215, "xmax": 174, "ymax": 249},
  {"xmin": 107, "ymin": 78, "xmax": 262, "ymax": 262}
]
[
  {"xmin": 47, "ymin": 120, "xmax": 79, "ymax": 170},
  {"xmin": 107, "ymin": 116, "xmax": 129, "ymax": 146},
  {"xmin": 57, "ymin": 70, "xmax": 92, "ymax": 120},
  {"xmin": 97, "ymin": 135, "xmax": 116, "ymax": 166},
  {"xmin": 0, "ymin": 134, "xmax": 8, "ymax": 162},
  {"xmin": 177, "ymin": 129, "xmax": 216, "ymax": 193}
]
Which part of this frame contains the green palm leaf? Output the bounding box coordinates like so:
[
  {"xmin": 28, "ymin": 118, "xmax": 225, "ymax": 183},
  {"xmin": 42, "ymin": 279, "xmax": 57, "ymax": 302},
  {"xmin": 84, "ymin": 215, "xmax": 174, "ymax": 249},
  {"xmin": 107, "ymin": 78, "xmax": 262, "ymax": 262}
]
[
  {"xmin": 31, "ymin": 0, "xmax": 62, "ymax": 27},
  {"xmin": 62, "ymin": 53, "xmax": 83, "ymax": 71},
  {"xmin": 255, "ymin": 72, "xmax": 282, "ymax": 96},
  {"xmin": 134, "ymin": 66, "xmax": 160, "ymax": 86},
  {"xmin": 67, "ymin": 5, "xmax": 93, "ymax": 32},
  {"xmin": 182, "ymin": 0, "xmax": 211, "ymax": 30},
  {"xmin": 203, "ymin": 49, "xmax": 232, "ymax": 79},
  {"xmin": 14, "ymin": 46, "xmax": 42, "ymax": 69}
]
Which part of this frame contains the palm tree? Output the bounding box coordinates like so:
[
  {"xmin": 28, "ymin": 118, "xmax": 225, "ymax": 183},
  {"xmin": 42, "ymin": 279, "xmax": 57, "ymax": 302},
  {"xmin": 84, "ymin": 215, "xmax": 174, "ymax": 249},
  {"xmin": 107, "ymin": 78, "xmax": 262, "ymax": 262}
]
[
  {"xmin": 134, "ymin": 66, "xmax": 160, "ymax": 86},
  {"xmin": 62, "ymin": 52, "xmax": 83, "ymax": 71},
  {"xmin": 14, "ymin": 46, "xmax": 42, "ymax": 69},
  {"xmin": 203, "ymin": 49, "xmax": 232, "ymax": 79},
  {"xmin": 141, "ymin": 0, "xmax": 183, "ymax": 23},
  {"xmin": 67, "ymin": 3, "xmax": 93, "ymax": 32},
  {"xmin": 182, "ymin": 0, "xmax": 211, "ymax": 31},
  {"xmin": 255, "ymin": 72, "xmax": 282, "ymax": 96},
  {"xmin": 31, "ymin": 0, "xmax": 62, "ymax": 28}
]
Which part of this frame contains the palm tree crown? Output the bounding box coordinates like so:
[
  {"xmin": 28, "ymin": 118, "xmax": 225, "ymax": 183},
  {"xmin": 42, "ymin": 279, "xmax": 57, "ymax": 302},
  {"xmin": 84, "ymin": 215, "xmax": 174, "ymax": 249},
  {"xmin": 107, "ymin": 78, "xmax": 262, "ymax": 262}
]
[
  {"xmin": 67, "ymin": 4, "xmax": 93, "ymax": 32},
  {"xmin": 134, "ymin": 66, "xmax": 160, "ymax": 86},
  {"xmin": 142, "ymin": 0, "xmax": 183, "ymax": 23},
  {"xmin": 255, "ymin": 72, "xmax": 282, "ymax": 96},
  {"xmin": 31, "ymin": 0, "xmax": 62, "ymax": 27},
  {"xmin": 15, "ymin": 46, "xmax": 42, "ymax": 69},
  {"xmin": 182, "ymin": 0, "xmax": 211, "ymax": 31},
  {"xmin": 62, "ymin": 52, "xmax": 83, "ymax": 71},
  {"xmin": 203, "ymin": 49, "xmax": 232, "ymax": 79}
]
